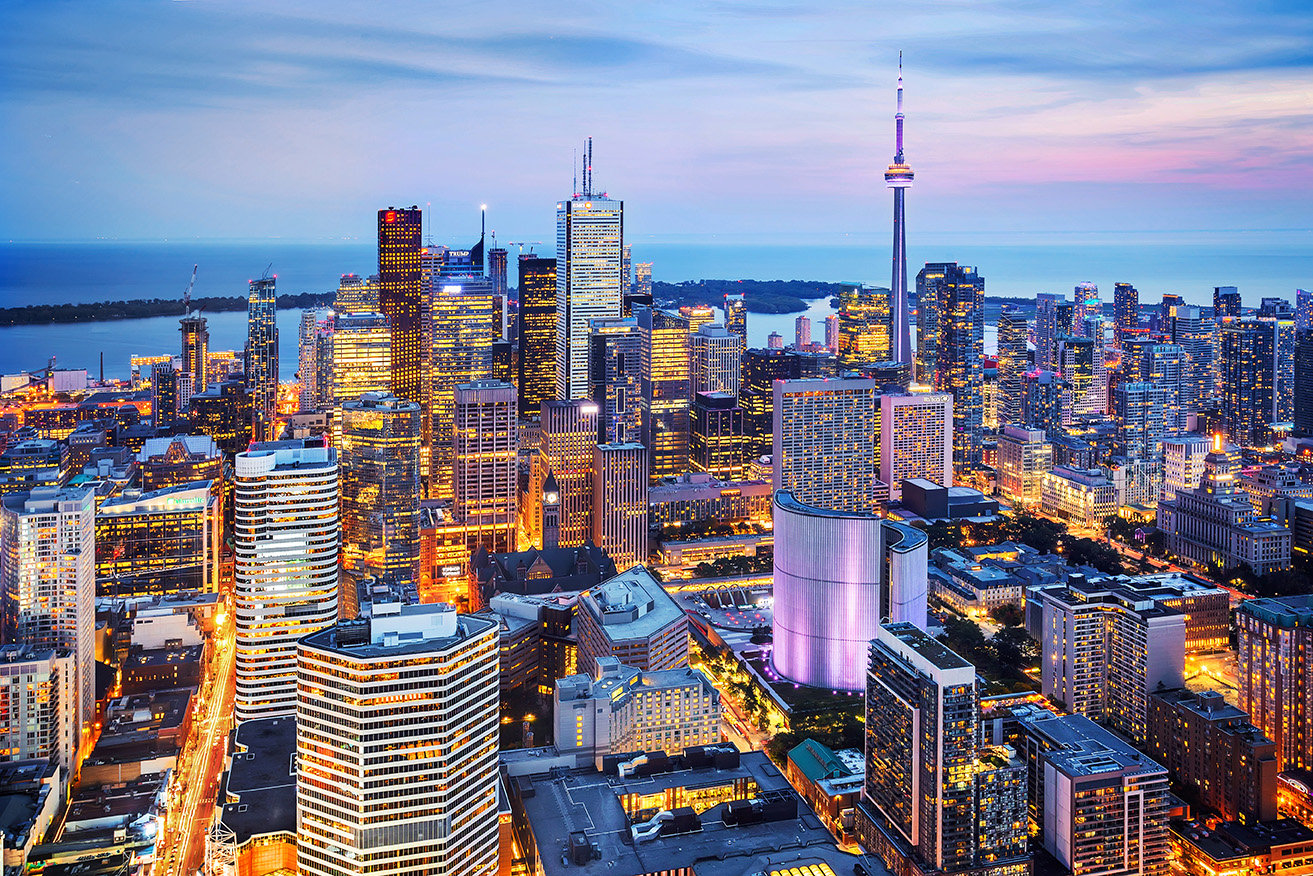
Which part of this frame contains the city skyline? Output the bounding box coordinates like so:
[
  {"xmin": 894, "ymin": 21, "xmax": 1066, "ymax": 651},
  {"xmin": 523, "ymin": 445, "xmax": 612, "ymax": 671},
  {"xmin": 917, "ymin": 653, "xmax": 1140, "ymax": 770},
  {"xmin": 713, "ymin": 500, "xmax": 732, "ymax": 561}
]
[{"xmin": 4, "ymin": 2, "xmax": 1312, "ymax": 243}]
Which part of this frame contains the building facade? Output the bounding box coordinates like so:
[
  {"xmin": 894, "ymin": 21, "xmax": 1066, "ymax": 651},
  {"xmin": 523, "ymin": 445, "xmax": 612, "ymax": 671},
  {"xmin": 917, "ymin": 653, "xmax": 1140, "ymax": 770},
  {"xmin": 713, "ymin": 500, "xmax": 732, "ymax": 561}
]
[
  {"xmin": 773, "ymin": 377, "xmax": 884, "ymax": 514},
  {"xmin": 575, "ymin": 566, "xmax": 688, "ymax": 677},
  {"xmin": 556, "ymin": 190, "xmax": 624, "ymax": 400},
  {"xmin": 591, "ymin": 442, "xmax": 648, "ymax": 569}
]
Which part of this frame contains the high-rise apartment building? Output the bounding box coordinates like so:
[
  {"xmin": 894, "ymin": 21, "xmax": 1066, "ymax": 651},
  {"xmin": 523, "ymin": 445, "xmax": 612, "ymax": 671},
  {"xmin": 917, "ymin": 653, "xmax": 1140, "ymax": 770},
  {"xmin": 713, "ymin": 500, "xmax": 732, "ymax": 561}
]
[
  {"xmin": 377, "ymin": 207, "xmax": 424, "ymax": 413},
  {"xmin": 690, "ymin": 323, "xmax": 741, "ymax": 397},
  {"xmin": 1161, "ymin": 434, "xmax": 1213, "ymax": 501},
  {"xmin": 556, "ymin": 157, "xmax": 624, "ymax": 400},
  {"xmin": 838, "ymin": 285, "xmax": 892, "ymax": 366},
  {"xmin": 1017, "ymin": 711, "xmax": 1170, "ymax": 876},
  {"xmin": 1073, "ymin": 282, "xmax": 1101, "ymax": 335},
  {"xmin": 1035, "ymin": 582, "xmax": 1185, "ymax": 745},
  {"xmin": 859, "ymin": 623, "xmax": 1028, "ymax": 876},
  {"xmin": 723, "ymin": 291, "xmax": 747, "ymax": 345},
  {"xmin": 690, "ymin": 391, "xmax": 748, "ymax": 480},
  {"xmin": 517, "ymin": 255, "xmax": 557, "ymax": 421},
  {"xmin": 1020, "ymin": 369, "xmax": 1065, "ymax": 437},
  {"xmin": 934, "ymin": 264, "xmax": 985, "ymax": 472},
  {"xmin": 591, "ymin": 442, "xmax": 647, "ymax": 568},
  {"xmin": 297, "ymin": 309, "xmax": 332, "ymax": 412},
  {"xmin": 334, "ymin": 272, "xmax": 378, "ymax": 314},
  {"xmin": 1215, "ymin": 285, "xmax": 1243, "ymax": 319},
  {"xmin": 794, "ymin": 315, "xmax": 811, "ymax": 349},
  {"xmin": 0, "ymin": 645, "xmax": 75, "ymax": 772},
  {"xmin": 180, "ymin": 313, "xmax": 209, "ymax": 393},
  {"xmin": 340, "ymin": 393, "xmax": 420, "ymax": 584},
  {"xmin": 636, "ymin": 306, "xmax": 691, "ymax": 479},
  {"xmin": 1298, "ymin": 289, "xmax": 1313, "ymax": 333},
  {"xmin": 773, "ymin": 377, "xmax": 884, "ymax": 513},
  {"xmin": 430, "ymin": 280, "xmax": 497, "ymax": 499},
  {"xmin": 587, "ymin": 316, "xmax": 642, "ymax": 444},
  {"xmin": 1236, "ymin": 595, "xmax": 1313, "ymax": 771},
  {"xmin": 0, "ymin": 486, "xmax": 96, "ymax": 745},
  {"xmin": 1221, "ymin": 317, "xmax": 1279, "ymax": 446},
  {"xmin": 1056, "ymin": 335, "xmax": 1101, "ymax": 420},
  {"xmin": 1113, "ymin": 381, "xmax": 1168, "ymax": 460},
  {"xmin": 996, "ymin": 305, "xmax": 1028, "ymax": 426},
  {"xmin": 538, "ymin": 400, "xmax": 598, "ymax": 547},
  {"xmin": 234, "ymin": 441, "xmax": 339, "ymax": 722},
  {"xmin": 151, "ymin": 361, "xmax": 178, "ymax": 432},
  {"xmin": 1167, "ymin": 304, "xmax": 1212, "ymax": 414},
  {"xmin": 1113, "ymin": 282, "xmax": 1140, "ymax": 349},
  {"xmin": 825, "ymin": 314, "xmax": 840, "ymax": 355},
  {"xmin": 1034, "ymin": 292, "xmax": 1065, "ymax": 371},
  {"xmin": 297, "ymin": 602, "xmax": 499, "ymax": 876},
  {"xmin": 454, "ymin": 381, "xmax": 518, "ymax": 554},
  {"xmin": 997, "ymin": 425, "xmax": 1052, "ymax": 508},
  {"xmin": 879, "ymin": 391, "xmax": 952, "ymax": 500},
  {"xmin": 244, "ymin": 277, "xmax": 279, "ymax": 439},
  {"xmin": 1136, "ymin": 342, "xmax": 1186, "ymax": 435}
]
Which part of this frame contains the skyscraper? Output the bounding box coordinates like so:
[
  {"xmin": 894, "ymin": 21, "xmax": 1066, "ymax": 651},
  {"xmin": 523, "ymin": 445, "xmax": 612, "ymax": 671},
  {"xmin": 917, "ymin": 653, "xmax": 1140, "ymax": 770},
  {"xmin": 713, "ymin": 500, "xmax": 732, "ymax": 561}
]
[
  {"xmin": 516, "ymin": 255, "xmax": 557, "ymax": 421},
  {"xmin": 1167, "ymin": 304, "xmax": 1212, "ymax": 415},
  {"xmin": 838, "ymin": 285, "xmax": 892, "ymax": 366},
  {"xmin": 627, "ymin": 262, "xmax": 653, "ymax": 316},
  {"xmin": 636, "ymin": 306, "xmax": 691, "ymax": 479},
  {"xmin": 879, "ymin": 391, "xmax": 953, "ymax": 500},
  {"xmin": 723, "ymin": 291, "xmax": 747, "ymax": 345},
  {"xmin": 1034, "ymin": 292, "xmax": 1065, "ymax": 371},
  {"xmin": 1220, "ymin": 318, "xmax": 1278, "ymax": 447},
  {"xmin": 742, "ymin": 349, "xmax": 830, "ymax": 460},
  {"xmin": 690, "ymin": 391, "xmax": 748, "ymax": 480},
  {"xmin": 297, "ymin": 308, "xmax": 332, "ymax": 412},
  {"xmin": 885, "ymin": 59, "xmax": 914, "ymax": 365},
  {"xmin": 453, "ymin": 380, "xmax": 518, "ymax": 554},
  {"xmin": 245, "ymin": 276, "xmax": 279, "ymax": 439},
  {"xmin": 151, "ymin": 360, "xmax": 178, "ymax": 432},
  {"xmin": 297, "ymin": 602, "xmax": 500, "ymax": 876},
  {"xmin": 488, "ymin": 244, "xmax": 508, "ymax": 336},
  {"xmin": 0, "ymin": 486, "xmax": 96, "ymax": 748},
  {"xmin": 1296, "ymin": 329, "xmax": 1313, "ymax": 436},
  {"xmin": 334, "ymin": 273, "xmax": 378, "ymax": 314},
  {"xmin": 340, "ymin": 393, "xmax": 421, "ymax": 584},
  {"xmin": 1113, "ymin": 282, "xmax": 1140, "ymax": 350},
  {"xmin": 1021, "ymin": 369, "xmax": 1066, "ymax": 437},
  {"xmin": 556, "ymin": 142, "xmax": 624, "ymax": 400},
  {"xmin": 587, "ymin": 315, "xmax": 642, "ymax": 444},
  {"xmin": 430, "ymin": 279, "xmax": 497, "ymax": 499},
  {"xmin": 996, "ymin": 305, "xmax": 1028, "ymax": 427},
  {"xmin": 794, "ymin": 315, "xmax": 811, "ymax": 349},
  {"xmin": 179, "ymin": 313, "xmax": 209, "ymax": 393},
  {"xmin": 774, "ymin": 377, "xmax": 883, "ymax": 513},
  {"xmin": 934, "ymin": 264, "xmax": 985, "ymax": 473},
  {"xmin": 591, "ymin": 442, "xmax": 648, "ymax": 568},
  {"xmin": 1073, "ymin": 282, "xmax": 1100, "ymax": 336},
  {"xmin": 377, "ymin": 207, "xmax": 424, "ymax": 408},
  {"xmin": 538, "ymin": 400, "xmax": 599, "ymax": 546},
  {"xmin": 1215, "ymin": 285, "xmax": 1242, "ymax": 319},
  {"xmin": 1298, "ymin": 289, "xmax": 1313, "ymax": 333},
  {"xmin": 690, "ymin": 323, "xmax": 741, "ymax": 397},
  {"xmin": 1113, "ymin": 382, "xmax": 1168, "ymax": 460},
  {"xmin": 234, "ymin": 440, "xmax": 339, "ymax": 722}
]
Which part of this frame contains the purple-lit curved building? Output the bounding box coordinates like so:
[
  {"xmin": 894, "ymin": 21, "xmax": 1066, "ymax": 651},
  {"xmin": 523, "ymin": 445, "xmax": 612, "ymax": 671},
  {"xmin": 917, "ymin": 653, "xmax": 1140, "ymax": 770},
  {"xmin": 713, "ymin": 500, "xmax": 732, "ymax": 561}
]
[{"xmin": 772, "ymin": 490, "xmax": 928, "ymax": 691}]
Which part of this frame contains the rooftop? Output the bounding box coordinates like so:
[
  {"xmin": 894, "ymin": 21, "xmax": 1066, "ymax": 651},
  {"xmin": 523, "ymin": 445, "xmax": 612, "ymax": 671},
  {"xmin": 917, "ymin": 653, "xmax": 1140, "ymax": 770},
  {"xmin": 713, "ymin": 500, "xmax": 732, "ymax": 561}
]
[
  {"xmin": 1021, "ymin": 713, "xmax": 1166, "ymax": 779},
  {"xmin": 879, "ymin": 621, "xmax": 971, "ymax": 671},
  {"xmin": 300, "ymin": 607, "xmax": 496, "ymax": 660},
  {"xmin": 219, "ymin": 715, "xmax": 296, "ymax": 844},
  {"xmin": 581, "ymin": 565, "xmax": 685, "ymax": 639}
]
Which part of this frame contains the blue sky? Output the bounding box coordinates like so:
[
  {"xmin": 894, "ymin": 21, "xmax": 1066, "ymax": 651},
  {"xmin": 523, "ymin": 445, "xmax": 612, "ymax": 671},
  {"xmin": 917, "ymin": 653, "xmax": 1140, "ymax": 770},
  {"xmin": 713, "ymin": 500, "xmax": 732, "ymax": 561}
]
[{"xmin": 3, "ymin": 0, "xmax": 1311, "ymax": 245}]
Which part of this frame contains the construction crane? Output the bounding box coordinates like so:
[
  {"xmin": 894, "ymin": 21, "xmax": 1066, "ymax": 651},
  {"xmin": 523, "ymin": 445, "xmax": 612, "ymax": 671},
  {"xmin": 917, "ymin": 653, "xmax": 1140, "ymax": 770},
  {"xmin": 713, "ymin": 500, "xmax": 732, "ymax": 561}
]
[
  {"xmin": 506, "ymin": 241, "xmax": 543, "ymax": 255},
  {"xmin": 182, "ymin": 264, "xmax": 198, "ymax": 314}
]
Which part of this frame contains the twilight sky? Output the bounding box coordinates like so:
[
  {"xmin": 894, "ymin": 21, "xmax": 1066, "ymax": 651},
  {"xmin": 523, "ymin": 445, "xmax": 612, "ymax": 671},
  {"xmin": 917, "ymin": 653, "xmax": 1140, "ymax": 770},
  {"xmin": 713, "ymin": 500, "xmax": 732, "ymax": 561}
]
[{"xmin": 3, "ymin": 0, "xmax": 1312, "ymax": 245}]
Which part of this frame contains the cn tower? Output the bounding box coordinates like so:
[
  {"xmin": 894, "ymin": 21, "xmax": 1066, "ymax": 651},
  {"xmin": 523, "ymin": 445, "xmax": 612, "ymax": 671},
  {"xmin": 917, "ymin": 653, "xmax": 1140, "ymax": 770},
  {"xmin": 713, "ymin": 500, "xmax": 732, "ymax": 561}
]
[{"xmin": 885, "ymin": 54, "xmax": 914, "ymax": 365}]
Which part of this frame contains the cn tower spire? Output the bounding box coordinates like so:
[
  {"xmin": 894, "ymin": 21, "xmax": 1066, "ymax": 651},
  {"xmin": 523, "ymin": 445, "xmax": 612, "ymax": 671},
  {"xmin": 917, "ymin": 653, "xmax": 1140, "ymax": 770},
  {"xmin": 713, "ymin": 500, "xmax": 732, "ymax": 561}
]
[{"xmin": 886, "ymin": 53, "xmax": 915, "ymax": 366}]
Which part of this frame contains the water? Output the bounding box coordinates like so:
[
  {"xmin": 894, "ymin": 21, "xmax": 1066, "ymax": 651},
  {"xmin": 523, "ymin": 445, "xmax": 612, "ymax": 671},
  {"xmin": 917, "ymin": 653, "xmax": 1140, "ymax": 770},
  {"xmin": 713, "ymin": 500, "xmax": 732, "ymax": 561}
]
[{"xmin": 1, "ymin": 236, "xmax": 1309, "ymax": 379}]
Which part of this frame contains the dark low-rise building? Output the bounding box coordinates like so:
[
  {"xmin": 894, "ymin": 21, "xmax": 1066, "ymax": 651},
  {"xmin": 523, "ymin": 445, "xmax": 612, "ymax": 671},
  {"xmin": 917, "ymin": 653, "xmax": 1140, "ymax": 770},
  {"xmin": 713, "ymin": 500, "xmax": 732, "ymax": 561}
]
[
  {"xmin": 471, "ymin": 541, "xmax": 616, "ymax": 605},
  {"xmin": 211, "ymin": 715, "xmax": 297, "ymax": 875}
]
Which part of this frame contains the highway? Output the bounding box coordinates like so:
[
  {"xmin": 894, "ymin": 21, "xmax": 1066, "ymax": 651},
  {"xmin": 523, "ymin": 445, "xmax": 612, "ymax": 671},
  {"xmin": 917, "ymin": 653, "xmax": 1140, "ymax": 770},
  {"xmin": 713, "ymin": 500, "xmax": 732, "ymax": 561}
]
[{"xmin": 158, "ymin": 608, "xmax": 236, "ymax": 876}]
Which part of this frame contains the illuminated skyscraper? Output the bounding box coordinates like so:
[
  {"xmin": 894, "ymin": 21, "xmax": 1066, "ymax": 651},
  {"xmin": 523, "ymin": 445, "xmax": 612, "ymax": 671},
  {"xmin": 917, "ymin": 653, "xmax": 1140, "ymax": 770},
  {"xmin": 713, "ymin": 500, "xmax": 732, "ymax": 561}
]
[
  {"xmin": 453, "ymin": 380, "xmax": 518, "ymax": 554},
  {"xmin": 297, "ymin": 603, "xmax": 499, "ymax": 876},
  {"xmin": 588, "ymin": 316, "xmax": 642, "ymax": 444},
  {"xmin": 1167, "ymin": 304, "xmax": 1212, "ymax": 415},
  {"xmin": 690, "ymin": 323, "xmax": 741, "ymax": 397},
  {"xmin": 886, "ymin": 59, "xmax": 914, "ymax": 365},
  {"xmin": 915, "ymin": 264, "xmax": 946, "ymax": 383},
  {"xmin": 245, "ymin": 277, "xmax": 280, "ymax": 439},
  {"xmin": 794, "ymin": 315, "xmax": 812, "ymax": 349},
  {"xmin": 556, "ymin": 142, "xmax": 624, "ymax": 400},
  {"xmin": 488, "ymin": 245, "xmax": 508, "ymax": 336},
  {"xmin": 539, "ymin": 399, "xmax": 599, "ymax": 546},
  {"xmin": 934, "ymin": 264, "xmax": 985, "ymax": 473},
  {"xmin": 1221, "ymin": 318, "xmax": 1279, "ymax": 447},
  {"xmin": 1073, "ymin": 282, "xmax": 1101, "ymax": 336},
  {"xmin": 774, "ymin": 377, "xmax": 884, "ymax": 513},
  {"xmin": 517, "ymin": 255, "xmax": 557, "ymax": 421},
  {"xmin": 626, "ymin": 262, "xmax": 653, "ymax": 316},
  {"xmin": 591, "ymin": 442, "xmax": 648, "ymax": 568},
  {"xmin": 825, "ymin": 314, "xmax": 840, "ymax": 354},
  {"xmin": 151, "ymin": 361, "xmax": 178, "ymax": 431},
  {"xmin": 1137, "ymin": 342, "xmax": 1186, "ymax": 435},
  {"xmin": 1113, "ymin": 282, "xmax": 1140, "ymax": 350},
  {"xmin": 742, "ymin": 349, "xmax": 830, "ymax": 460},
  {"xmin": 430, "ymin": 279, "xmax": 497, "ymax": 499},
  {"xmin": 996, "ymin": 305, "xmax": 1028, "ymax": 427},
  {"xmin": 636, "ymin": 306, "xmax": 691, "ymax": 479},
  {"xmin": 1034, "ymin": 292, "xmax": 1065, "ymax": 371},
  {"xmin": 1021, "ymin": 369, "xmax": 1066, "ymax": 437},
  {"xmin": 1215, "ymin": 286, "xmax": 1243, "ymax": 319},
  {"xmin": 723, "ymin": 291, "xmax": 747, "ymax": 345},
  {"xmin": 690, "ymin": 391, "xmax": 748, "ymax": 480},
  {"xmin": 331, "ymin": 312, "xmax": 392, "ymax": 441},
  {"xmin": 179, "ymin": 313, "xmax": 209, "ymax": 393},
  {"xmin": 679, "ymin": 305, "xmax": 716, "ymax": 335},
  {"xmin": 838, "ymin": 285, "xmax": 893, "ymax": 366},
  {"xmin": 298, "ymin": 309, "xmax": 332, "ymax": 412},
  {"xmin": 879, "ymin": 391, "xmax": 952, "ymax": 500},
  {"xmin": 1297, "ymin": 329, "xmax": 1313, "ymax": 436},
  {"xmin": 377, "ymin": 206, "xmax": 424, "ymax": 406},
  {"xmin": 0, "ymin": 486, "xmax": 96, "ymax": 748},
  {"xmin": 334, "ymin": 273, "xmax": 379, "ymax": 314},
  {"xmin": 1113, "ymin": 382, "xmax": 1168, "ymax": 460},
  {"xmin": 340, "ymin": 393, "xmax": 421, "ymax": 584},
  {"xmin": 1298, "ymin": 289, "xmax": 1313, "ymax": 333},
  {"xmin": 234, "ymin": 440, "xmax": 339, "ymax": 722}
]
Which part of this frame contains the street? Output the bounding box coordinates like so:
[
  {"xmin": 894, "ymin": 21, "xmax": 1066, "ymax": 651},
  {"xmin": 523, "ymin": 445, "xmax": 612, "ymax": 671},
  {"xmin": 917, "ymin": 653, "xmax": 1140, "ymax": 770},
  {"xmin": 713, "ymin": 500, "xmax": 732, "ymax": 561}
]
[{"xmin": 157, "ymin": 606, "xmax": 236, "ymax": 876}]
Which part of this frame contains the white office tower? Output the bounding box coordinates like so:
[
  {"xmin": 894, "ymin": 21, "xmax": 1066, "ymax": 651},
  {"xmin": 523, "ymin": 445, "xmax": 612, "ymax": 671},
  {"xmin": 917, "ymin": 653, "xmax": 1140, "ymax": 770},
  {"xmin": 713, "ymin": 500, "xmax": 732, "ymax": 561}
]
[
  {"xmin": 234, "ymin": 441, "xmax": 339, "ymax": 722},
  {"xmin": 879, "ymin": 391, "xmax": 952, "ymax": 501},
  {"xmin": 690, "ymin": 323, "xmax": 742, "ymax": 397},
  {"xmin": 556, "ymin": 141, "xmax": 624, "ymax": 400},
  {"xmin": 772, "ymin": 491, "xmax": 928, "ymax": 691},
  {"xmin": 1161, "ymin": 434, "xmax": 1213, "ymax": 501},
  {"xmin": 297, "ymin": 602, "xmax": 500, "ymax": 876},
  {"xmin": 591, "ymin": 443, "xmax": 648, "ymax": 568},
  {"xmin": 774, "ymin": 377, "xmax": 884, "ymax": 514},
  {"xmin": 0, "ymin": 486, "xmax": 96, "ymax": 746}
]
